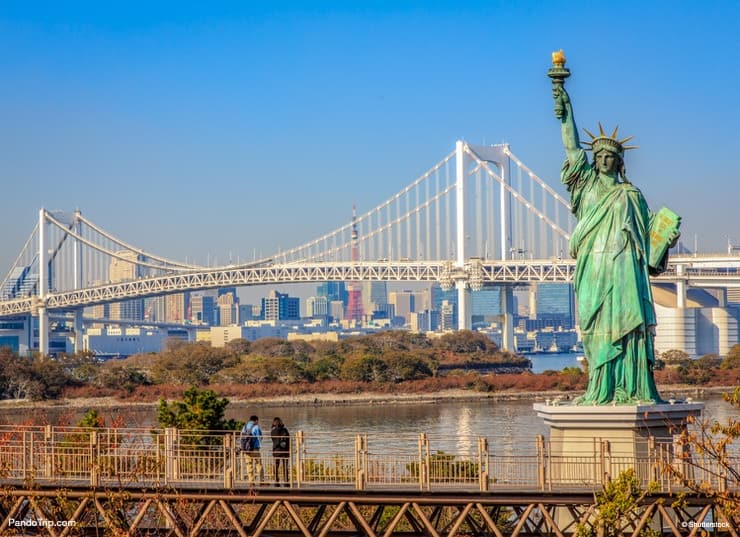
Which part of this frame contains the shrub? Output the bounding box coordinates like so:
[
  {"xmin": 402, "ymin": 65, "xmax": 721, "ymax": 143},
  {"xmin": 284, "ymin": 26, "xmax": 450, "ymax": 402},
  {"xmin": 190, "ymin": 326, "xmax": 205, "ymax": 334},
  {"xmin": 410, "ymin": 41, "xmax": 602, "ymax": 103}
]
[{"xmin": 721, "ymin": 344, "xmax": 740, "ymax": 369}]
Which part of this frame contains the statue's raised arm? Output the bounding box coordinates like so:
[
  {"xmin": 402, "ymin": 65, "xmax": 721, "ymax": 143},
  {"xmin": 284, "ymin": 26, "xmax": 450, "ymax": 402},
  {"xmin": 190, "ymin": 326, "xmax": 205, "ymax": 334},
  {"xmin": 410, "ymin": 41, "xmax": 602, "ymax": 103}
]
[{"xmin": 548, "ymin": 50, "xmax": 581, "ymax": 165}]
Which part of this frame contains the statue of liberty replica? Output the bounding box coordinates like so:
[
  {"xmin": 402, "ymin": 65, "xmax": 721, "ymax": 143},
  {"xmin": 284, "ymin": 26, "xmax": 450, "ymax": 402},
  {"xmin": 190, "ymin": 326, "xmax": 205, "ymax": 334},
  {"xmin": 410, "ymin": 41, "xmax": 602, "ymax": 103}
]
[{"xmin": 549, "ymin": 51, "xmax": 681, "ymax": 406}]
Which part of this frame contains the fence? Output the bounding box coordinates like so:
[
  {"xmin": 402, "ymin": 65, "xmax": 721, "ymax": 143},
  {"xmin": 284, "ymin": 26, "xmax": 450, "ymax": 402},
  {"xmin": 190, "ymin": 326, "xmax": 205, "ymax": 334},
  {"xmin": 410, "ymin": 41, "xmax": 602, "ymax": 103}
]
[{"xmin": 0, "ymin": 425, "xmax": 736, "ymax": 492}]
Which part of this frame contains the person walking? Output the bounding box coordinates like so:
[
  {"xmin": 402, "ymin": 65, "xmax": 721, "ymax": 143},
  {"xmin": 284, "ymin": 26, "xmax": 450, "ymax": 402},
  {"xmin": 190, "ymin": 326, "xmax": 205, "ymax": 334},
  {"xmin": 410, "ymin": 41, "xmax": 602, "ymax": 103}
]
[
  {"xmin": 241, "ymin": 415, "xmax": 264, "ymax": 485},
  {"xmin": 271, "ymin": 417, "xmax": 290, "ymax": 487}
]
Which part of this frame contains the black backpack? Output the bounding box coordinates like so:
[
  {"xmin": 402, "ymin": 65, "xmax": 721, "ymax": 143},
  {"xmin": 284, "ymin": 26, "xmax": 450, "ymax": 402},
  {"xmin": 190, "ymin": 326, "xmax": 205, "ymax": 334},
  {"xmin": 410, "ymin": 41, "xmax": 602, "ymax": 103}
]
[{"xmin": 275, "ymin": 427, "xmax": 289, "ymax": 450}]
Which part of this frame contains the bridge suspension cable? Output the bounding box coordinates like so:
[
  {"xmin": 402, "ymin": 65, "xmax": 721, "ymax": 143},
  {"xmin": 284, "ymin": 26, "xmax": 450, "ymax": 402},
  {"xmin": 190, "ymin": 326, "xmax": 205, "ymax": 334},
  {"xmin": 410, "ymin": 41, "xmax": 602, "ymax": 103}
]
[{"xmin": 74, "ymin": 212, "xmax": 203, "ymax": 270}]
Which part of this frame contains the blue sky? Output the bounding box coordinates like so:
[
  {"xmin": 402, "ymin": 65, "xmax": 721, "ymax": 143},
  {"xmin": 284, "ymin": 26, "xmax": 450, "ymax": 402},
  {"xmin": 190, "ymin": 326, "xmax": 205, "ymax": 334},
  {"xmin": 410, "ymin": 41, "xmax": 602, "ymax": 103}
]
[{"xmin": 1, "ymin": 1, "xmax": 739, "ymax": 278}]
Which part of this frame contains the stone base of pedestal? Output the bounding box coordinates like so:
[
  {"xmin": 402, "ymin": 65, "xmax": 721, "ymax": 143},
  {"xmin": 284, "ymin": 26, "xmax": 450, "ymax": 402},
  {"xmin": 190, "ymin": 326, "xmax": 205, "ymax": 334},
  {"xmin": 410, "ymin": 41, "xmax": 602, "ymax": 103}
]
[{"xmin": 533, "ymin": 401, "xmax": 704, "ymax": 485}]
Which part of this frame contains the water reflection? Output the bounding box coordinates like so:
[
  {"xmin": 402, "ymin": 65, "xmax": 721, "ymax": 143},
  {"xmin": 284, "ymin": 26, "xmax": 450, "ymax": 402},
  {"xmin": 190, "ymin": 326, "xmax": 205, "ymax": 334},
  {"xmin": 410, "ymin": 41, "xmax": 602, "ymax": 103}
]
[{"xmin": 0, "ymin": 392, "xmax": 736, "ymax": 453}]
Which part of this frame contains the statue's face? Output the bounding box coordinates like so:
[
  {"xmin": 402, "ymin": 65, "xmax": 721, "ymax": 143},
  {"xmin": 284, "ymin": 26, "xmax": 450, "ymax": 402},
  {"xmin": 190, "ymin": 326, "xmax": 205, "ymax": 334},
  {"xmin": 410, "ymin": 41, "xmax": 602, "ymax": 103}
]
[{"xmin": 595, "ymin": 150, "xmax": 619, "ymax": 175}]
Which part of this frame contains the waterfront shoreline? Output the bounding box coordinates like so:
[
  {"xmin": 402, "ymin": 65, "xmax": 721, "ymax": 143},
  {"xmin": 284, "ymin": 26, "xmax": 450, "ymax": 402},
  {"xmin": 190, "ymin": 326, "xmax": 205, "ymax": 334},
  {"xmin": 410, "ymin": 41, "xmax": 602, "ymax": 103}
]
[{"xmin": 0, "ymin": 384, "xmax": 726, "ymax": 411}]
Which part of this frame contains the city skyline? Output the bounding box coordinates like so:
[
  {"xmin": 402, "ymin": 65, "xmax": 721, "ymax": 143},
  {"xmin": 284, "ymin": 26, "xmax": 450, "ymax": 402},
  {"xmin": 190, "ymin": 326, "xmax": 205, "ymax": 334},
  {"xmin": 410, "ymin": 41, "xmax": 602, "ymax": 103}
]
[{"xmin": 1, "ymin": 2, "xmax": 739, "ymax": 276}]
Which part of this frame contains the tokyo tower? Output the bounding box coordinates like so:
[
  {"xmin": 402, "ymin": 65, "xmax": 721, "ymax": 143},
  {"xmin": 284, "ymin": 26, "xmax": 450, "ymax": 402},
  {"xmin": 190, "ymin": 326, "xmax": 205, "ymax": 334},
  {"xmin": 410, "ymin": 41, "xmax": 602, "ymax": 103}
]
[{"xmin": 345, "ymin": 205, "xmax": 364, "ymax": 323}]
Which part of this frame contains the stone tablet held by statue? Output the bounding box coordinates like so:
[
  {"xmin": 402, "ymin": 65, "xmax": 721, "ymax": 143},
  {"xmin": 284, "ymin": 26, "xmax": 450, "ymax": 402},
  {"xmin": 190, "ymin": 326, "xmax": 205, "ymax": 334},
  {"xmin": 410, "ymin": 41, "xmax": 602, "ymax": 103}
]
[{"xmin": 649, "ymin": 207, "xmax": 681, "ymax": 275}]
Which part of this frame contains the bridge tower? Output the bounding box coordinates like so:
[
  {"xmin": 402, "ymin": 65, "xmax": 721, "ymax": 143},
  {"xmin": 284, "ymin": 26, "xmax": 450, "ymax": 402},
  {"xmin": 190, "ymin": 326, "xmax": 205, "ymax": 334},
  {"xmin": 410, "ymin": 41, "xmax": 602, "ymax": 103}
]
[
  {"xmin": 455, "ymin": 142, "xmax": 516, "ymax": 350},
  {"xmin": 345, "ymin": 205, "xmax": 364, "ymax": 323},
  {"xmin": 73, "ymin": 209, "xmax": 85, "ymax": 353}
]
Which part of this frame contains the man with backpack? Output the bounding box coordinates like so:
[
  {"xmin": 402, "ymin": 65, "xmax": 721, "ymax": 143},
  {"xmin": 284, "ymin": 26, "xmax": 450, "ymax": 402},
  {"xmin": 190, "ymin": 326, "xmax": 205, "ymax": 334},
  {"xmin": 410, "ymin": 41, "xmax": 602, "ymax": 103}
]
[{"xmin": 241, "ymin": 415, "xmax": 263, "ymax": 485}]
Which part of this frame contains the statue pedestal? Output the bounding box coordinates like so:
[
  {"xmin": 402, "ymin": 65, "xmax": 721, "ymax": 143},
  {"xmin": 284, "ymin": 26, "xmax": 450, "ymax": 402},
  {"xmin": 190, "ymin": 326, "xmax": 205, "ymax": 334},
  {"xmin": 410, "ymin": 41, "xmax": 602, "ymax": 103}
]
[{"xmin": 533, "ymin": 401, "xmax": 704, "ymax": 485}]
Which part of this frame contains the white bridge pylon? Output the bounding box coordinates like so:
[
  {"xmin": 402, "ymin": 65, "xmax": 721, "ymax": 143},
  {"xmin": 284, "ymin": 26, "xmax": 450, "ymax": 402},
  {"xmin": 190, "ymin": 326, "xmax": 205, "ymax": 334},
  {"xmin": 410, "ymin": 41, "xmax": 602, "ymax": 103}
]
[{"xmin": 0, "ymin": 142, "xmax": 584, "ymax": 354}]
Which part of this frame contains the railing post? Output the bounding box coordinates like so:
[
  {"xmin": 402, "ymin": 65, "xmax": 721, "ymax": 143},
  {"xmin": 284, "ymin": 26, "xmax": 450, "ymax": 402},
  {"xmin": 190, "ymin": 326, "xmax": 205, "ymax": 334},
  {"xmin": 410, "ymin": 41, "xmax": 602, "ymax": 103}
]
[
  {"xmin": 295, "ymin": 431, "xmax": 304, "ymax": 489},
  {"xmin": 223, "ymin": 433, "xmax": 234, "ymax": 489},
  {"xmin": 600, "ymin": 440, "xmax": 611, "ymax": 485},
  {"xmin": 24, "ymin": 430, "xmax": 29, "ymax": 480},
  {"xmin": 90, "ymin": 431, "xmax": 99, "ymax": 487},
  {"xmin": 418, "ymin": 433, "xmax": 430, "ymax": 491},
  {"xmin": 719, "ymin": 444, "xmax": 728, "ymax": 493},
  {"xmin": 355, "ymin": 434, "xmax": 366, "ymax": 491},
  {"xmin": 164, "ymin": 427, "xmax": 177, "ymax": 483},
  {"xmin": 478, "ymin": 437, "xmax": 489, "ymax": 491},
  {"xmin": 44, "ymin": 425, "xmax": 53, "ymax": 478},
  {"xmin": 647, "ymin": 435, "xmax": 657, "ymax": 484},
  {"xmin": 536, "ymin": 434, "xmax": 546, "ymax": 491}
]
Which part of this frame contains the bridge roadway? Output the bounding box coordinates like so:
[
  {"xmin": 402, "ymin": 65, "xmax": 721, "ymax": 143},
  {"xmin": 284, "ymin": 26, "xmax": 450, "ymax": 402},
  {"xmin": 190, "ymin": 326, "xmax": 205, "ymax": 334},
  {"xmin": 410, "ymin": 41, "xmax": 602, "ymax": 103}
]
[
  {"xmin": 0, "ymin": 424, "xmax": 735, "ymax": 535},
  {"xmin": 1, "ymin": 255, "xmax": 739, "ymax": 318}
]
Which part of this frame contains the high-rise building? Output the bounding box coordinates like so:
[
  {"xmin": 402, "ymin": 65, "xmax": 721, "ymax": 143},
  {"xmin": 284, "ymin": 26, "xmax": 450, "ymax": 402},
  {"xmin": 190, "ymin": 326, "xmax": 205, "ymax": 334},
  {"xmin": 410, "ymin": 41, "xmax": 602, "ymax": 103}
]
[
  {"xmin": 144, "ymin": 296, "xmax": 166, "ymax": 322},
  {"xmin": 472, "ymin": 288, "xmax": 502, "ymax": 323},
  {"xmin": 306, "ymin": 296, "xmax": 329, "ymax": 318},
  {"xmin": 388, "ymin": 290, "xmax": 415, "ymax": 323},
  {"xmin": 261, "ymin": 290, "xmax": 300, "ymax": 321},
  {"xmin": 87, "ymin": 282, "xmax": 109, "ymax": 327},
  {"xmin": 165, "ymin": 292, "xmax": 190, "ymax": 323},
  {"xmin": 440, "ymin": 300, "xmax": 457, "ymax": 331},
  {"xmin": 238, "ymin": 304, "xmax": 255, "ymax": 322},
  {"xmin": 109, "ymin": 251, "xmax": 144, "ymax": 321},
  {"xmin": 362, "ymin": 281, "xmax": 388, "ymax": 315},
  {"xmin": 535, "ymin": 283, "xmax": 575, "ymax": 329},
  {"xmin": 218, "ymin": 287, "xmax": 238, "ymax": 298},
  {"xmin": 412, "ymin": 289, "xmax": 431, "ymax": 313},
  {"xmin": 217, "ymin": 292, "xmax": 239, "ymax": 326},
  {"xmin": 317, "ymin": 282, "xmax": 348, "ymax": 305},
  {"xmin": 431, "ymin": 284, "xmax": 457, "ymax": 312},
  {"xmin": 190, "ymin": 294, "xmax": 216, "ymax": 325},
  {"xmin": 410, "ymin": 310, "xmax": 440, "ymax": 333},
  {"xmin": 329, "ymin": 300, "xmax": 345, "ymax": 321}
]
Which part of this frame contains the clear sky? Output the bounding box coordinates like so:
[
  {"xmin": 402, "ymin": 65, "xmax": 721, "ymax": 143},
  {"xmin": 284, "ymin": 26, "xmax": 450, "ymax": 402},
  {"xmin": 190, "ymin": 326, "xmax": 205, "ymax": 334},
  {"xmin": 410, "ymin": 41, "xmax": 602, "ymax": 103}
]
[{"xmin": 1, "ymin": 1, "xmax": 739, "ymax": 279}]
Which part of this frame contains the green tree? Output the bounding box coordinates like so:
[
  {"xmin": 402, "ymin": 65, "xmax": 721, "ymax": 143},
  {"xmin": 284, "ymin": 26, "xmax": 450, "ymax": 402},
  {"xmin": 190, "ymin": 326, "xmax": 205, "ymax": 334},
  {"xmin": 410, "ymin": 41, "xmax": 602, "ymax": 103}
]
[
  {"xmin": 214, "ymin": 355, "xmax": 307, "ymax": 384},
  {"xmin": 96, "ymin": 363, "xmax": 150, "ymax": 392},
  {"xmin": 383, "ymin": 352, "xmax": 433, "ymax": 382},
  {"xmin": 157, "ymin": 386, "xmax": 240, "ymax": 446},
  {"xmin": 676, "ymin": 354, "xmax": 722, "ymax": 385},
  {"xmin": 151, "ymin": 341, "xmax": 238, "ymax": 385},
  {"xmin": 575, "ymin": 468, "xmax": 659, "ymax": 537},
  {"xmin": 305, "ymin": 355, "xmax": 342, "ymax": 381},
  {"xmin": 59, "ymin": 350, "xmax": 99, "ymax": 384},
  {"xmin": 435, "ymin": 330, "xmax": 498, "ymax": 354},
  {"xmin": 225, "ymin": 338, "xmax": 251, "ymax": 355},
  {"xmin": 660, "ymin": 348, "xmax": 690, "ymax": 366},
  {"xmin": 721, "ymin": 344, "xmax": 740, "ymax": 369},
  {"xmin": 340, "ymin": 355, "xmax": 388, "ymax": 382},
  {"xmin": 248, "ymin": 338, "xmax": 315, "ymax": 359},
  {"xmin": 78, "ymin": 408, "xmax": 105, "ymax": 428}
]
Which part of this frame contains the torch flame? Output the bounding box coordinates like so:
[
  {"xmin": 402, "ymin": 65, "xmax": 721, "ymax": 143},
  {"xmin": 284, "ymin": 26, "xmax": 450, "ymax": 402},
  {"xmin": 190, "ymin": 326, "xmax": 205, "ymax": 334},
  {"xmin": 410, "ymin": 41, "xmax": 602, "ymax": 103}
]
[{"xmin": 551, "ymin": 49, "xmax": 566, "ymax": 66}]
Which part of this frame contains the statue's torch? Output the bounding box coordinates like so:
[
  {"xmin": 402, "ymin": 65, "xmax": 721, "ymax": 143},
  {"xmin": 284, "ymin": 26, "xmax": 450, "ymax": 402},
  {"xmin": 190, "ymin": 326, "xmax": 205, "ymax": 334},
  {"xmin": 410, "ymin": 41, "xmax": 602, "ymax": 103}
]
[{"xmin": 548, "ymin": 49, "xmax": 571, "ymax": 119}]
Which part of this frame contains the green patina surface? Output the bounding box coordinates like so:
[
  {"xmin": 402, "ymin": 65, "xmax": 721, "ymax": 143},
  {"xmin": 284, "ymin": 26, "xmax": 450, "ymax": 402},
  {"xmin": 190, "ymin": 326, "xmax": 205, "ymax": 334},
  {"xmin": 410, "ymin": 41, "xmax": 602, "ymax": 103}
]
[{"xmin": 549, "ymin": 53, "xmax": 680, "ymax": 405}]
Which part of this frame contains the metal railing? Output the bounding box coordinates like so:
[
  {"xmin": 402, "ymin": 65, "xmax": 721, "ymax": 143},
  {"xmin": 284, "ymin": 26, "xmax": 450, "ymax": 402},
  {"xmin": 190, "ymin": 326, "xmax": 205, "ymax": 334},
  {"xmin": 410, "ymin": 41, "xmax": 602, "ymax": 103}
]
[{"xmin": 0, "ymin": 425, "xmax": 737, "ymax": 492}]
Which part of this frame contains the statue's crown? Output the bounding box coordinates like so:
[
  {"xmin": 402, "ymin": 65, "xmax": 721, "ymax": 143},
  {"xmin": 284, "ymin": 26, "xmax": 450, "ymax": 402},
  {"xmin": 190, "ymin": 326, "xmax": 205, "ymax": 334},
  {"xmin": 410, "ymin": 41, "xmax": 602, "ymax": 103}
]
[{"xmin": 582, "ymin": 123, "xmax": 638, "ymax": 155}]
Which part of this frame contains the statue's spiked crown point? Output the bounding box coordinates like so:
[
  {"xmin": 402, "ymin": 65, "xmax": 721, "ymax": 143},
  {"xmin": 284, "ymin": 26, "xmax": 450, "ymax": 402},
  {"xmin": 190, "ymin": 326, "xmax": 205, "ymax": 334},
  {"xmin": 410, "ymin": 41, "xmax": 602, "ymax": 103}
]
[{"xmin": 582, "ymin": 122, "xmax": 638, "ymax": 155}]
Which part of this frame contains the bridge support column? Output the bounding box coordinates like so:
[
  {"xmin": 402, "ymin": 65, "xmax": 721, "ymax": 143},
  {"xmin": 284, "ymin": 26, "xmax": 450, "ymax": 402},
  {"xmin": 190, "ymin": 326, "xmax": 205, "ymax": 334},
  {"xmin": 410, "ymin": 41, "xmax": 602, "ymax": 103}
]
[
  {"xmin": 38, "ymin": 306, "xmax": 49, "ymax": 356},
  {"xmin": 456, "ymin": 281, "xmax": 471, "ymax": 331},
  {"xmin": 501, "ymin": 286, "xmax": 515, "ymax": 351},
  {"xmin": 37, "ymin": 208, "xmax": 49, "ymax": 356},
  {"xmin": 676, "ymin": 264, "xmax": 687, "ymax": 308},
  {"xmin": 74, "ymin": 309, "xmax": 84, "ymax": 353}
]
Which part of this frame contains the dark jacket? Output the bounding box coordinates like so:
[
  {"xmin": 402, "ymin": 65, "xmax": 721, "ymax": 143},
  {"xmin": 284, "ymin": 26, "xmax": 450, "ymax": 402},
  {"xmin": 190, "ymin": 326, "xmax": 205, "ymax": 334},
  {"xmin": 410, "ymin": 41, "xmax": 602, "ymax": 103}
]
[{"xmin": 271, "ymin": 425, "xmax": 290, "ymax": 455}]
